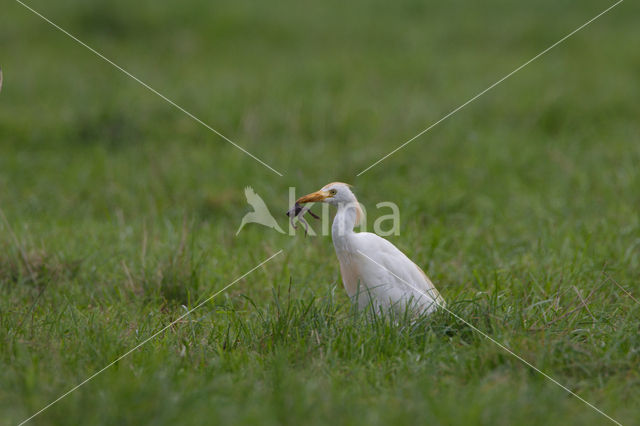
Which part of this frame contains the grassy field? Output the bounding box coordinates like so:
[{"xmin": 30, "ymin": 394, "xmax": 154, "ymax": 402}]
[{"xmin": 1, "ymin": 0, "xmax": 639, "ymax": 424}]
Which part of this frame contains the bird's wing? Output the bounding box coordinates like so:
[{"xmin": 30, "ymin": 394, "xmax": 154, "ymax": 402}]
[{"xmin": 351, "ymin": 232, "xmax": 443, "ymax": 309}]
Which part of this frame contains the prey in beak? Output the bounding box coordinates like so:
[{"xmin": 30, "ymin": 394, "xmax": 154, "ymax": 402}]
[{"xmin": 286, "ymin": 190, "xmax": 328, "ymax": 235}]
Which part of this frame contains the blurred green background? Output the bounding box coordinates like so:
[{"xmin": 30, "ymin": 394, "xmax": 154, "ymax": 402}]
[{"xmin": 1, "ymin": 0, "xmax": 639, "ymax": 424}]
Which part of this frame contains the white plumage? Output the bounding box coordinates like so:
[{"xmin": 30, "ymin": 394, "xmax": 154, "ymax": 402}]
[{"xmin": 296, "ymin": 182, "xmax": 444, "ymax": 315}]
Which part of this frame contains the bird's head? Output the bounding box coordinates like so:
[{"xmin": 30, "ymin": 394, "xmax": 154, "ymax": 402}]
[
  {"xmin": 295, "ymin": 182, "xmax": 363, "ymax": 226},
  {"xmin": 296, "ymin": 182, "xmax": 356, "ymax": 207}
]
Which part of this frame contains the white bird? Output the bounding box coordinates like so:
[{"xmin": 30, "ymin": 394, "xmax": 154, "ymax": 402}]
[{"xmin": 296, "ymin": 182, "xmax": 445, "ymax": 315}]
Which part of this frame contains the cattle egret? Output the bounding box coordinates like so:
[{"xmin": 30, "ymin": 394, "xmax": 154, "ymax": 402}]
[{"xmin": 296, "ymin": 182, "xmax": 445, "ymax": 315}]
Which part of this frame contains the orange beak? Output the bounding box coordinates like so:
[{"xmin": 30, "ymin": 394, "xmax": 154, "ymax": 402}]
[{"xmin": 296, "ymin": 190, "xmax": 330, "ymax": 204}]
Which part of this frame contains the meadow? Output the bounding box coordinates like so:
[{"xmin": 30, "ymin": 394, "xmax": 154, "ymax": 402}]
[{"xmin": 1, "ymin": 0, "xmax": 639, "ymax": 424}]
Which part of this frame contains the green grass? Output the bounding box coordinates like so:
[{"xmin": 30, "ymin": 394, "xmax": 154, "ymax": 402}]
[{"xmin": 1, "ymin": 0, "xmax": 639, "ymax": 424}]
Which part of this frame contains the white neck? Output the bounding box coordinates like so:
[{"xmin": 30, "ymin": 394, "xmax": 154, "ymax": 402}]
[{"xmin": 331, "ymin": 203, "xmax": 358, "ymax": 251}]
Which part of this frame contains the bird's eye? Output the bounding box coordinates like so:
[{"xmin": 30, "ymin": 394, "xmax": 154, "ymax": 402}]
[{"xmin": 329, "ymin": 189, "xmax": 337, "ymax": 195}]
